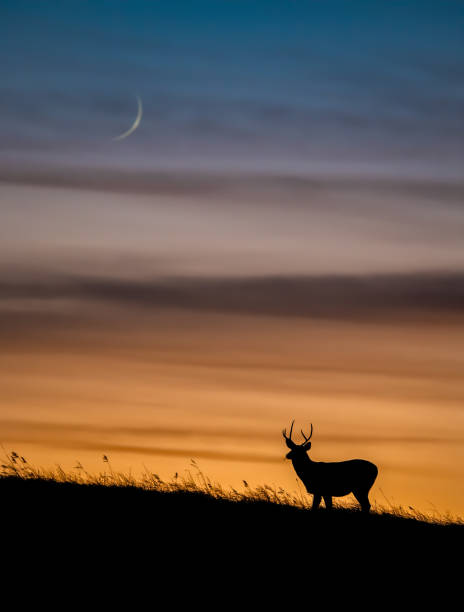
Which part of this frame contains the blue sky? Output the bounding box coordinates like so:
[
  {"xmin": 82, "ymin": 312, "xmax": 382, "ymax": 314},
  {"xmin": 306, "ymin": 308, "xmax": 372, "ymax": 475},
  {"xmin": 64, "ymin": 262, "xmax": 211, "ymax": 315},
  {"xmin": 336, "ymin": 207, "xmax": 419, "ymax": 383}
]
[
  {"xmin": 1, "ymin": 1, "xmax": 463, "ymax": 281},
  {"xmin": 2, "ymin": 1, "xmax": 463, "ymax": 176}
]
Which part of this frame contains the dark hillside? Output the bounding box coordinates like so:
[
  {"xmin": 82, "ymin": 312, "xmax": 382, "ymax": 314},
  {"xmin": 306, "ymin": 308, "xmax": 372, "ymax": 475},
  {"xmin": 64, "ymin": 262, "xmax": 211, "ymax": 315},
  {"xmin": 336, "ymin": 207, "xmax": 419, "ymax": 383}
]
[
  {"xmin": 2, "ymin": 474, "xmax": 461, "ymax": 603},
  {"xmin": 3, "ymin": 475, "xmax": 462, "ymax": 554}
]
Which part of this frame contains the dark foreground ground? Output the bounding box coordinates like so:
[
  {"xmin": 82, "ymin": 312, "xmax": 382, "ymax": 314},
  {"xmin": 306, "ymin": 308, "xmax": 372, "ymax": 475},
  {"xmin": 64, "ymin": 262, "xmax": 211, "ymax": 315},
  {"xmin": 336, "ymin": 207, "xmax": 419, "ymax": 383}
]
[{"xmin": 1, "ymin": 475, "xmax": 462, "ymax": 602}]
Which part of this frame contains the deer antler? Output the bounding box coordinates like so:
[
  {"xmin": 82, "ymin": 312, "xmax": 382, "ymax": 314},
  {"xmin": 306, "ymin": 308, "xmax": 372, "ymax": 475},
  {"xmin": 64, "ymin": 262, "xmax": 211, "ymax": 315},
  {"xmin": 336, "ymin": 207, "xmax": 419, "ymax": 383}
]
[
  {"xmin": 282, "ymin": 420, "xmax": 296, "ymax": 449},
  {"xmin": 301, "ymin": 423, "xmax": 313, "ymax": 443},
  {"xmin": 282, "ymin": 420, "xmax": 294, "ymax": 439}
]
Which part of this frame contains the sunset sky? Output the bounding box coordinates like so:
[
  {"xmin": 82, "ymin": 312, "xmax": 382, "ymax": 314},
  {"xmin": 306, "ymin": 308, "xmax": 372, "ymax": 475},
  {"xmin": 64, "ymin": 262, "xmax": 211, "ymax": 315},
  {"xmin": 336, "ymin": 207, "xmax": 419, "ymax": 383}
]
[{"xmin": 1, "ymin": 1, "xmax": 464, "ymax": 516}]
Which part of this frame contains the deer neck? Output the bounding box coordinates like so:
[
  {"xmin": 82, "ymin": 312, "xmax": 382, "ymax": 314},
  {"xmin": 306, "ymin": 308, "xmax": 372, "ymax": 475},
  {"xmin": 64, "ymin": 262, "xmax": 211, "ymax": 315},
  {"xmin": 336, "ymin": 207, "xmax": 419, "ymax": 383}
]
[{"xmin": 292, "ymin": 453, "xmax": 315, "ymax": 480}]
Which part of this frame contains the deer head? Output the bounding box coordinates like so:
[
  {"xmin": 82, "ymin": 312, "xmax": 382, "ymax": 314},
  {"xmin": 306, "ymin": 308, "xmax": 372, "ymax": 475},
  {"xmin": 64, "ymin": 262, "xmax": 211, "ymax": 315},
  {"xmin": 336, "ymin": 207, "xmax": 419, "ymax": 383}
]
[{"xmin": 282, "ymin": 420, "xmax": 313, "ymax": 460}]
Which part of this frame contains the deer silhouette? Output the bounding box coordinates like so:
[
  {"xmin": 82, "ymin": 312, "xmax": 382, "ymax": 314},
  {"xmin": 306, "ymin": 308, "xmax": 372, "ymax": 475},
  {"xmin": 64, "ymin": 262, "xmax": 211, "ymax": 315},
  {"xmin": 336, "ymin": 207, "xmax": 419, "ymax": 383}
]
[{"xmin": 283, "ymin": 421, "xmax": 378, "ymax": 512}]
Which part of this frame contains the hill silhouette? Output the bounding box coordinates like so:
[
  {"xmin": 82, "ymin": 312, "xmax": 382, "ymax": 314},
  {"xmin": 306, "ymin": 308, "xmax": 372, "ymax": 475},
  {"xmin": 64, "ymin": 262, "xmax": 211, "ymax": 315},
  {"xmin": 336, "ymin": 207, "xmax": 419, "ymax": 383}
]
[
  {"xmin": 2, "ymin": 461, "xmax": 462, "ymax": 577},
  {"xmin": 2, "ymin": 453, "xmax": 462, "ymax": 601}
]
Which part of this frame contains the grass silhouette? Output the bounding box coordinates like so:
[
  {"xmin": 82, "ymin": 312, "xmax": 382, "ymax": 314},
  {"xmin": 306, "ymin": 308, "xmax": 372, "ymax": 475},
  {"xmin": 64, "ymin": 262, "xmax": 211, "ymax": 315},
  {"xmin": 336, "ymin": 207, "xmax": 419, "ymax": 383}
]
[
  {"xmin": 2, "ymin": 449, "xmax": 463, "ymax": 596},
  {"xmin": 2, "ymin": 450, "xmax": 462, "ymax": 526}
]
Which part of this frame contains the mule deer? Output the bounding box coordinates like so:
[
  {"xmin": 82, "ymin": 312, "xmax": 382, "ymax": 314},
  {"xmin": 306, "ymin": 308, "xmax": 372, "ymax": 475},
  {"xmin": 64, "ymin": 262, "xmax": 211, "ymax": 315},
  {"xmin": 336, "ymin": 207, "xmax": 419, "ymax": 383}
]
[{"xmin": 283, "ymin": 421, "xmax": 378, "ymax": 512}]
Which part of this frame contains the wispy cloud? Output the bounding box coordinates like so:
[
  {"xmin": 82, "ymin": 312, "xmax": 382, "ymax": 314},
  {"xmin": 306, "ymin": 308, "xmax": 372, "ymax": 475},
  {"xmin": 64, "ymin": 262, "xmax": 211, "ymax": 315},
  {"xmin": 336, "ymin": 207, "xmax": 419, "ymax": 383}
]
[
  {"xmin": 2, "ymin": 273, "xmax": 463, "ymax": 321},
  {"xmin": 2, "ymin": 419, "xmax": 462, "ymax": 466},
  {"xmin": 2, "ymin": 418, "xmax": 461, "ymax": 446}
]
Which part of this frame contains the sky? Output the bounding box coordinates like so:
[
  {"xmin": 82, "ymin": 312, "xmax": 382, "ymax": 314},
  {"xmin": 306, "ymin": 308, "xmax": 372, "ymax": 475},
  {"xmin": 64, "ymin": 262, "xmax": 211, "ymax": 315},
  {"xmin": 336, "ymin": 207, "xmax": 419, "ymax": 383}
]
[{"xmin": 1, "ymin": 1, "xmax": 464, "ymax": 515}]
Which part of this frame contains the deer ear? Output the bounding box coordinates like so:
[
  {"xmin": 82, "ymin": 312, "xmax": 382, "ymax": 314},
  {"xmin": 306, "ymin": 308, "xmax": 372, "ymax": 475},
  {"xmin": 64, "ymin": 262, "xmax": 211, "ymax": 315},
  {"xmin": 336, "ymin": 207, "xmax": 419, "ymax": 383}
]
[{"xmin": 303, "ymin": 442, "xmax": 311, "ymax": 451}]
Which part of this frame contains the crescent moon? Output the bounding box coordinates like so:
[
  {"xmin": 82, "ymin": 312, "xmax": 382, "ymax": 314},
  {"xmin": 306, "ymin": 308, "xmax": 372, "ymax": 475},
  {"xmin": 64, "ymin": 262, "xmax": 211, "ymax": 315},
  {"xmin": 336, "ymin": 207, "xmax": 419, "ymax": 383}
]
[{"xmin": 113, "ymin": 95, "xmax": 142, "ymax": 141}]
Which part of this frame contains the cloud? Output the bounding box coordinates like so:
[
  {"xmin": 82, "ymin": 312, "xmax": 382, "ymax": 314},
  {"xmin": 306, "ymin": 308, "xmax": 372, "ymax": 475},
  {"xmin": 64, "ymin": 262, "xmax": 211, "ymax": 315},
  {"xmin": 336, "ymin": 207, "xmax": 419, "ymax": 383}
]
[
  {"xmin": 1, "ymin": 272, "xmax": 463, "ymax": 321},
  {"xmin": 4, "ymin": 437, "xmax": 281, "ymax": 465},
  {"xmin": 2, "ymin": 419, "xmax": 461, "ymax": 467},
  {"xmin": 1, "ymin": 163, "xmax": 463, "ymax": 201},
  {"xmin": 0, "ymin": 419, "xmax": 281, "ymax": 464}
]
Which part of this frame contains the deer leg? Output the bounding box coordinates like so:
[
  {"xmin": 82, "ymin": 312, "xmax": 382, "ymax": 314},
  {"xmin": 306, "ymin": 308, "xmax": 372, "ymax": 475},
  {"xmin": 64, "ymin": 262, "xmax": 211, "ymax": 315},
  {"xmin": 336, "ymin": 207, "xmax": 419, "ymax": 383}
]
[
  {"xmin": 311, "ymin": 494, "xmax": 321, "ymax": 511},
  {"xmin": 353, "ymin": 491, "xmax": 371, "ymax": 513},
  {"xmin": 323, "ymin": 495, "xmax": 332, "ymax": 510}
]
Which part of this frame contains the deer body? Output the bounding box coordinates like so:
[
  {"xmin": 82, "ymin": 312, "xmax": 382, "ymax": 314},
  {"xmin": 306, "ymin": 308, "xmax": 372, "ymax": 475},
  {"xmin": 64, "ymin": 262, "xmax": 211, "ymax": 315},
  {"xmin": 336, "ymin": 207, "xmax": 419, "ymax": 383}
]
[{"xmin": 283, "ymin": 422, "xmax": 378, "ymax": 512}]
